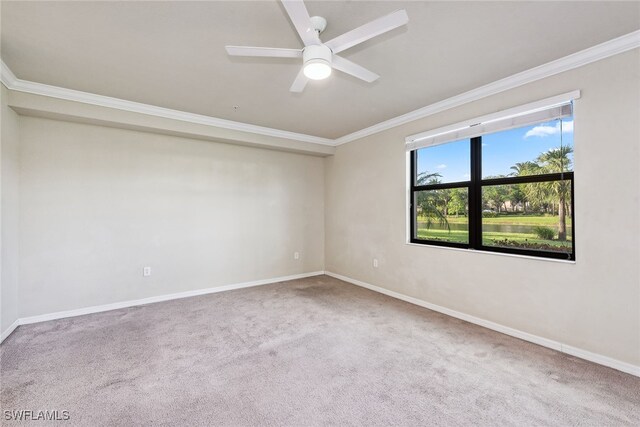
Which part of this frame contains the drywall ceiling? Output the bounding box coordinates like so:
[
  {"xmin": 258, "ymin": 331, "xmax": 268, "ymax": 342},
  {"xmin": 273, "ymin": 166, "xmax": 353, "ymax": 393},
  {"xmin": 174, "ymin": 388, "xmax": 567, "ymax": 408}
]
[{"xmin": 2, "ymin": 1, "xmax": 639, "ymax": 140}]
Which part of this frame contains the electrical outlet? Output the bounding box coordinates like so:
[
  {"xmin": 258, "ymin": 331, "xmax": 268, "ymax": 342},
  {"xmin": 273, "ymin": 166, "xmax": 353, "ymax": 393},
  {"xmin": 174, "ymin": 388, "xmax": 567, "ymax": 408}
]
[
  {"xmin": 373, "ymin": 258, "xmax": 379, "ymax": 268},
  {"xmin": 294, "ymin": 252, "xmax": 300, "ymax": 260},
  {"xmin": 143, "ymin": 266, "xmax": 151, "ymax": 277}
]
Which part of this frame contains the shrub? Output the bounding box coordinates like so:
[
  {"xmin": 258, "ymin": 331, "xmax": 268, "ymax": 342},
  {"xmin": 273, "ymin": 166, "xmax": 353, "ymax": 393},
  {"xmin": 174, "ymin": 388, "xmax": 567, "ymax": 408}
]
[
  {"xmin": 490, "ymin": 238, "xmax": 571, "ymax": 253},
  {"xmin": 533, "ymin": 226, "xmax": 555, "ymax": 240}
]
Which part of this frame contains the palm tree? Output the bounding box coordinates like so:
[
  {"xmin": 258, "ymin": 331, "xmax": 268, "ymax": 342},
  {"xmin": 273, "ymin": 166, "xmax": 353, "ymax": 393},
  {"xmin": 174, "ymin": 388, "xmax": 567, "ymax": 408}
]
[
  {"xmin": 509, "ymin": 161, "xmax": 540, "ymax": 177},
  {"xmin": 523, "ymin": 180, "xmax": 551, "ymax": 213},
  {"xmin": 537, "ymin": 146, "xmax": 573, "ymax": 241},
  {"xmin": 538, "ymin": 146, "xmax": 573, "ymax": 173},
  {"xmin": 510, "ymin": 161, "xmax": 545, "ymax": 213},
  {"xmin": 415, "ymin": 171, "xmax": 449, "ymax": 231},
  {"xmin": 417, "ymin": 171, "xmax": 442, "ymax": 185}
]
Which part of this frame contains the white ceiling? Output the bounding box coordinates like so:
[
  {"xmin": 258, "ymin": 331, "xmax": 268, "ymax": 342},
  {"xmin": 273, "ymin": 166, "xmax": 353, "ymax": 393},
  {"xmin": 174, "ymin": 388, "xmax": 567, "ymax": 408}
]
[{"xmin": 2, "ymin": 1, "xmax": 639, "ymax": 140}]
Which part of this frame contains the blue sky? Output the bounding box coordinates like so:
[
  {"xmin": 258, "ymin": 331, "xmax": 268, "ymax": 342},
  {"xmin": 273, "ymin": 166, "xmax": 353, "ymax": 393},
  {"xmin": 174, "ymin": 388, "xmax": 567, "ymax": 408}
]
[{"xmin": 416, "ymin": 117, "xmax": 574, "ymax": 183}]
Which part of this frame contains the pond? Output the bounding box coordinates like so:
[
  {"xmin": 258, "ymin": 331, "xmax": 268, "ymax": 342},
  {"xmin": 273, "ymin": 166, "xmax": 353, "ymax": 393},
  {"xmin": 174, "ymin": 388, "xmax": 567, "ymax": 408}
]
[{"xmin": 417, "ymin": 221, "xmax": 573, "ymax": 236}]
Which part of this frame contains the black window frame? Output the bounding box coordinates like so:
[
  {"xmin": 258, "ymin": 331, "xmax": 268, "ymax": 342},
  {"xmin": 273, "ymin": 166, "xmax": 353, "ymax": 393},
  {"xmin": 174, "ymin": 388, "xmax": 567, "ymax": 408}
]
[{"xmin": 410, "ymin": 136, "xmax": 575, "ymax": 261}]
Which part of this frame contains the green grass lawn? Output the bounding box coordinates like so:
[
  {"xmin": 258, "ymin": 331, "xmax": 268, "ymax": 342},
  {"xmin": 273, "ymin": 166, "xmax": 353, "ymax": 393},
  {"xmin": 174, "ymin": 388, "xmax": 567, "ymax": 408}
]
[
  {"xmin": 416, "ymin": 228, "xmax": 572, "ymax": 249},
  {"xmin": 445, "ymin": 214, "xmax": 572, "ymax": 226},
  {"xmin": 416, "ymin": 213, "xmax": 572, "ymax": 251}
]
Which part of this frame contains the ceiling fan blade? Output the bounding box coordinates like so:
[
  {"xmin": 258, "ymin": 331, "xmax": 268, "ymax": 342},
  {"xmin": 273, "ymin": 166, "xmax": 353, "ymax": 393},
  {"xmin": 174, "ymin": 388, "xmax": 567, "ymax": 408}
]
[
  {"xmin": 281, "ymin": 0, "xmax": 321, "ymax": 47},
  {"xmin": 332, "ymin": 56, "xmax": 379, "ymax": 83},
  {"xmin": 325, "ymin": 9, "xmax": 409, "ymax": 54},
  {"xmin": 290, "ymin": 68, "xmax": 309, "ymax": 92},
  {"xmin": 225, "ymin": 46, "xmax": 302, "ymax": 58}
]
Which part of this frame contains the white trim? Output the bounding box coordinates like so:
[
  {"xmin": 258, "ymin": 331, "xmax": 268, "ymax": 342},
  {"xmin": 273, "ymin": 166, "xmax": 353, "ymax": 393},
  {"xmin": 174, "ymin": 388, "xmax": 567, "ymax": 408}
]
[
  {"xmin": 561, "ymin": 344, "xmax": 640, "ymax": 377},
  {"xmin": 405, "ymin": 151, "xmax": 412, "ymax": 244},
  {"xmin": 0, "ymin": 63, "xmax": 333, "ymax": 147},
  {"xmin": 4, "ymin": 270, "xmax": 639, "ymax": 376},
  {"xmin": 334, "ymin": 30, "xmax": 640, "ymax": 145},
  {"xmin": 0, "ymin": 319, "xmax": 20, "ymax": 344},
  {"xmin": 404, "ymin": 242, "xmax": 576, "ymax": 264},
  {"xmin": 1, "ymin": 31, "xmax": 639, "ymax": 148},
  {"xmin": 0, "ymin": 271, "xmax": 324, "ymax": 343},
  {"xmin": 1, "ymin": 60, "xmax": 18, "ymax": 88},
  {"xmin": 325, "ymin": 271, "xmax": 640, "ymax": 377}
]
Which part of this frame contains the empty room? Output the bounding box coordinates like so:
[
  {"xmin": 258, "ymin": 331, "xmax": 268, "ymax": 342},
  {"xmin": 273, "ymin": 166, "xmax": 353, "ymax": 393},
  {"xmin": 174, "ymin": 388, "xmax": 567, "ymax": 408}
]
[{"xmin": 1, "ymin": 0, "xmax": 639, "ymax": 425}]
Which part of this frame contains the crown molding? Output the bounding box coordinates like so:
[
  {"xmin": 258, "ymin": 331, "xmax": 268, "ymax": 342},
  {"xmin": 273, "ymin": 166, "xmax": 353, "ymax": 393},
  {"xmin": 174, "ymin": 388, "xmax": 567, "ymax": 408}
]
[
  {"xmin": 2, "ymin": 30, "xmax": 638, "ymax": 148},
  {"xmin": 0, "ymin": 63, "xmax": 334, "ymax": 147},
  {"xmin": 1, "ymin": 59, "xmax": 18, "ymax": 87},
  {"xmin": 333, "ymin": 29, "xmax": 640, "ymax": 145}
]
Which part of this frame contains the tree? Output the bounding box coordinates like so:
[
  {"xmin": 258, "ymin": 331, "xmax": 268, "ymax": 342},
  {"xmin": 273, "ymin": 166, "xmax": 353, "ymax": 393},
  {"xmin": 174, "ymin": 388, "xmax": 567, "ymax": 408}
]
[
  {"xmin": 417, "ymin": 171, "xmax": 441, "ymax": 185},
  {"xmin": 511, "ymin": 161, "xmax": 544, "ymax": 213},
  {"xmin": 439, "ymin": 188, "xmax": 452, "ymax": 217},
  {"xmin": 484, "ymin": 186, "xmax": 509, "ymax": 212},
  {"xmin": 415, "ymin": 171, "xmax": 449, "ymax": 231},
  {"xmin": 482, "ymin": 175, "xmax": 509, "ymax": 213},
  {"xmin": 537, "ymin": 146, "xmax": 573, "ymax": 241},
  {"xmin": 523, "ymin": 180, "xmax": 551, "ymax": 213},
  {"xmin": 448, "ymin": 188, "xmax": 468, "ymax": 217},
  {"xmin": 507, "ymin": 184, "xmax": 526, "ymax": 213},
  {"xmin": 509, "ymin": 161, "xmax": 540, "ymax": 177}
]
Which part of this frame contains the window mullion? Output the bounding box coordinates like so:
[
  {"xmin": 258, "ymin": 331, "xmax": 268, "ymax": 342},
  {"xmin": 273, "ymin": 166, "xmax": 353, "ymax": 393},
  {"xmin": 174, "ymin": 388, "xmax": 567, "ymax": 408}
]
[{"xmin": 469, "ymin": 137, "xmax": 482, "ymax": 249}]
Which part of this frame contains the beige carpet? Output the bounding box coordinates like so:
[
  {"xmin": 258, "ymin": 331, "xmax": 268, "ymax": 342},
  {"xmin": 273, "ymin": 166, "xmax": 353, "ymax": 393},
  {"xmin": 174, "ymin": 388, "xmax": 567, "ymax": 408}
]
[{"xmin": 1, "ymin": 275, "xmax": 639, "ymax": 426}]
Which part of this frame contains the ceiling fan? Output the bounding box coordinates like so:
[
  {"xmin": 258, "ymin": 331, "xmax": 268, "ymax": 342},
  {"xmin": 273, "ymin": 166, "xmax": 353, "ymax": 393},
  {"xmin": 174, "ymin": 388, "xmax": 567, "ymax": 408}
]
[{"xmin": 225, "ymin": 0, "xmax": 409, "ymax": 92}]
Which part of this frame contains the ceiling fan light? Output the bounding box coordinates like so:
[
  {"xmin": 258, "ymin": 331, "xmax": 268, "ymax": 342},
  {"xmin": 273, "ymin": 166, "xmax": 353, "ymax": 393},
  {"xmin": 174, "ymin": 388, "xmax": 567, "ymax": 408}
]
[{"xmin": 303, "ymin": 59, "xmax": 332, "ymax": 80}]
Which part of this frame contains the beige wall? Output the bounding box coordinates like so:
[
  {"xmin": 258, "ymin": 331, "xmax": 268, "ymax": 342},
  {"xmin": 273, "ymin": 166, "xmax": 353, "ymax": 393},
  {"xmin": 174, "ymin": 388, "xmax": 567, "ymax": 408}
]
[
  {"xmin": 325, "ymin": 49, "xmax": 640, "ymax": 366},
  {"xmin": 1, "ymin": 84, "xmax": 20, "ymax": 332},
  {"xmin": 2, "ymin": 47, "xmax": 638, "ymax": 370},
  {"xmin": 17, "ymin": 116, "xmax": 324, "ymax": 317}
]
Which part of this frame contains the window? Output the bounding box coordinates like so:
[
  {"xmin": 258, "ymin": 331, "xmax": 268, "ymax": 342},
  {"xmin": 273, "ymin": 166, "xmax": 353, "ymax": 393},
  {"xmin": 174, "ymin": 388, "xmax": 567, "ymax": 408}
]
[{"xmin": 407, "ymin": 95, "xmax": 576, "ymax": 260}]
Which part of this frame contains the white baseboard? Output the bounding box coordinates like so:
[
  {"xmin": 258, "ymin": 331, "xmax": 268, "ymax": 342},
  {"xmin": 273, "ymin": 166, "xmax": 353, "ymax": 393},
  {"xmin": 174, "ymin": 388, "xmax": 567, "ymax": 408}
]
[
  {"xmin": 4, "ymin": 269, "xmax": 638, "ymax": 378},
  {"xmin": 324, "ymin": 271, "xmax": 640, "ymax": 378},
  {"xmin": 0, "ymin": 271, "xmax": 325, "ymax": 344},
  {"xmin": 0, "ymin": 319, "xmax": 20, "ymax": 343}
]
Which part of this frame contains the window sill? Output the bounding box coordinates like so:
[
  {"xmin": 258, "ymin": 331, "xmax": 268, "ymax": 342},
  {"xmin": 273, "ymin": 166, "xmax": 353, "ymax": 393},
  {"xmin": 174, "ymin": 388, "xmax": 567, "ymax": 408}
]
[{"xmin": 405, "ymin": 241, "xmax": 576, "ymax": 264}]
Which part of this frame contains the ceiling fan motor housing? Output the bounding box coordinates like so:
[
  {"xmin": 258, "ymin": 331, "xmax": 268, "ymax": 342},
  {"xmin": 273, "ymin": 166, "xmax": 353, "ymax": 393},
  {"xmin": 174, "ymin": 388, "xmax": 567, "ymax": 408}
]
[
  {"xmin": 302, "ymin": 44, "xmax": 332, "ymax": 80},
  {"xmin": 303, "ymin": 44, "xmax": 332, "ymax": 66}
]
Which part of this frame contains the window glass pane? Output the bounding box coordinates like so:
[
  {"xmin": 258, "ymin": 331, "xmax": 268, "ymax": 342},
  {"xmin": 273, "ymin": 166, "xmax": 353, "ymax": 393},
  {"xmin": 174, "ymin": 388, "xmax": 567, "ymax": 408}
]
[
  {"xmin": 416, "ymin": 139, "xmax": 470, "ymax": 184},
  {"xmin": 482, "ymin": 116, "xmax": 574, "ymax": 178},
  {"xmin": 481, "ymin": 181, "xmax": 572, "ymax": 255},
  {"xmin": 415, "ymin": 188, "xmax": 469, "ymax": 244}
]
